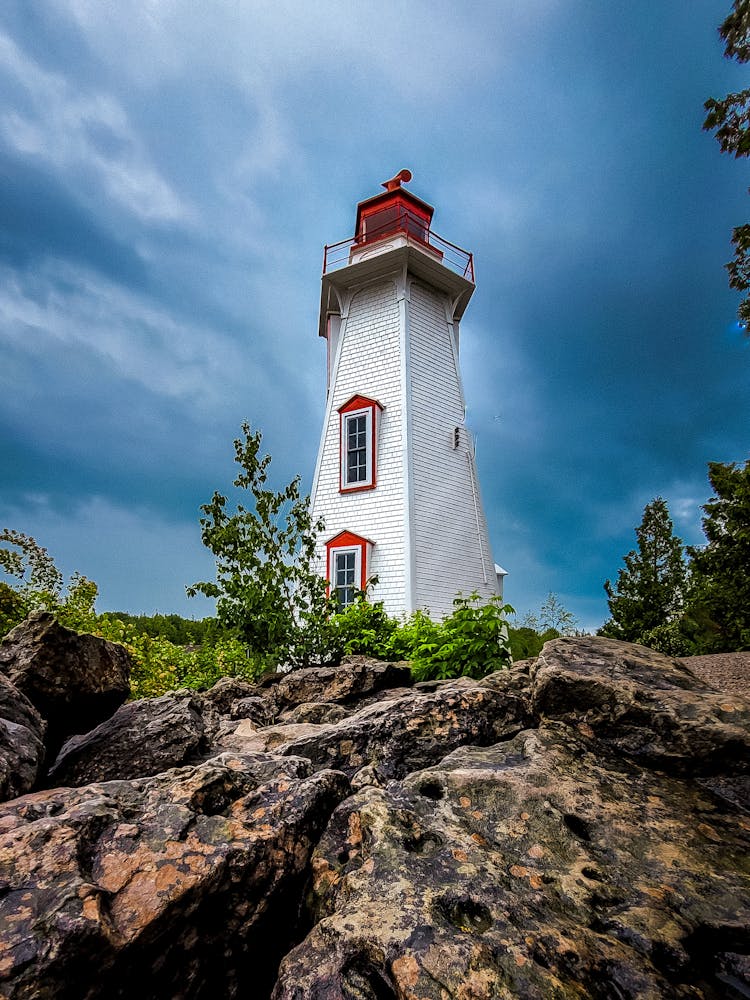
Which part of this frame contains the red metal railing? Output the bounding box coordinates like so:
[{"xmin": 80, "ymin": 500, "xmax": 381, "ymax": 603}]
[{"xmin": 323, "ymin": 209, "xmax": 475, "ymax": 282}]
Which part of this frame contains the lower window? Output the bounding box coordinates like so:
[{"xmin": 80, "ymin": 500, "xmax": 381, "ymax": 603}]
[
  {"xmin": 332, "ymin": 549, "xmax": 358, "ymax": 608},
  {"xmin": 325, "ymin": 530, "xmax": 373, "ymax": 608}
]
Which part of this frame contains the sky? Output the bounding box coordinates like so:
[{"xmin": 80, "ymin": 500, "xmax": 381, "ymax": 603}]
[{"xmin": 0, "ymin": 1, "xmax": 748, "ymax": 633}]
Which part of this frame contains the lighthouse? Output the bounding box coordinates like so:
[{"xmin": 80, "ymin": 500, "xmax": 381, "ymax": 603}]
[{"xmin": 309, "ymin": 172, "xmax": 503, "ymax": 619}]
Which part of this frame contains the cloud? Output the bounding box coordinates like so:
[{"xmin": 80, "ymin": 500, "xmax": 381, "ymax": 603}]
[
  {"xmin": 0, "ymin": 29, "xmax": 188, "ymax": 222},
  {"xmin": 0, "ymin": 493, "xmax": 216, "ymax": 616}
]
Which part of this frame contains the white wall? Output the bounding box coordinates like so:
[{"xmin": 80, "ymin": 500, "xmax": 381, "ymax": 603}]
[
  {"xmin": 311, "ymin": 280, "xmax": 407, "ymax": 614},
  {"xmin": 408, "ymin": 281, "xmax": 499, "ymax": 618}
]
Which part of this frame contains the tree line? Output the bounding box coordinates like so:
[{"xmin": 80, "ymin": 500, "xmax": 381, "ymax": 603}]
[{"xmin": 599, "ymin": 459, "xmax": 750, "ymax": 654}]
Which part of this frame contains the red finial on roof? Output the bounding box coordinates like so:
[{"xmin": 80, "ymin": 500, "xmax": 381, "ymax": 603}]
[{"xmin": 381, "ymin": 169, "xmax": 412, "ymax": 192}]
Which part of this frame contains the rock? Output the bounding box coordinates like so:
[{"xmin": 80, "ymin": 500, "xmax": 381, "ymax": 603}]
[
  {"xmin": 279, "ymin": 702, "xmax": 350, "ymax": 725},
  {"xmin": 223, "ymin": 681, "xmax": 530, "ymax": 782},
  {"xmin": 0, "ymin": 672, "xmax": 46, "ymax": 801},
  {"xmin": 200, "ymin": 675, "xmax": 260, "ymax": 715},
  {"xmin": 531, "ymin": 636, "xmax": 750, "ymax": 774},
  {"xmin": 2, "ymin": 634, "xmax": 749, "ymax": 999},
  {"xmin": 273, "ymin": 722, "xmax": 750, "ymax": 999},
  {"xmin": 0, "ymin": 612, "xmax": 131, "ymax": 756},
  {"xmin": 271, "ymin": 657, "xmax": 413, "ymax": 712},
  {"xmin": 47, "ymin": 692, "xmax": 207, "ymax": 786},
  {"xmin": 230, "ymin": 696, "xmax": 277, "ymax": 726},
  {"xmin": 0, "ymin": 752, "xmax": 350, "ymax": 999}
]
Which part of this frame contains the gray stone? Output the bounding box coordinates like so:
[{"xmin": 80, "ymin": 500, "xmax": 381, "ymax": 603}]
[
  {"xmin": 0, "ymin": 672, "xmax": 46, "ymax": 801},
  {"xmin": 0, "ymin": 612, "xmax": 131, "ymax": 756},
  {"xmin": 47, "ymin": 692, "xmax": 207, "ymax": 786}
]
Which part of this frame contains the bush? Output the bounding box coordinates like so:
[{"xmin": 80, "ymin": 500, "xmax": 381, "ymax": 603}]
[
  {"xmin": 93, "ymin": 615, "xmax": 264, "ymax": 699},
  {"xmin": 330, "ymin": 596, "xmax": 399, "ymax": 660},
  {"xmin": 408, "ymin": 593, "xmax": 513, "ymax": 682},
  {"xmin": 507, "ymin": 625, "xmax": 560, "ymax": 661}
]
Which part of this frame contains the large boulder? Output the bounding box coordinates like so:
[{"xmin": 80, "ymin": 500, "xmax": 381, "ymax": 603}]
[
  {"xmin": 0, "ymin": 752, "xmax": 349, "ymax": 999},
  {"xmin": 47, "ymin": 692, "xmax": 207, "ymax": 786},
  {"xmin": 0, "ymin": 672, "xmax": 46, "ymax": 801},
  {"xmin": 221, "ymin": 680, "xmax": 530, "ymax": 781},
  {"xmin": 0, "ymin": 613, "xmax": 131, "ymax": 755},
  {"xmin": 531, "ymin": 636, "xmax": 750, "ymax": 775},
  {"xmin": 270, "ymin": 657, "xmax": 413, "ymax": 712},
  {"xmin": 273, "ymin": 723, "xmax": 750, "ymax": 999}
]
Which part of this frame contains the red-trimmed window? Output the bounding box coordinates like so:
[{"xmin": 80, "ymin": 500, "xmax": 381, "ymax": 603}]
[
  {"xmin": 339, "ymin": 395, "xmax": 382, "ymax": 492},
  {"xmin": 325, "ymin": 530, "xmax": 373, "ymax": 608}
]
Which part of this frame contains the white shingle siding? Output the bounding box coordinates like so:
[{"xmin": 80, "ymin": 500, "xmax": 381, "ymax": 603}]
[
  {"xmin": 311, "ymin": 281, "xmax": 407, "ymax": 613},
  {"xmin": 408, "ymin": 282, "xmax": 498, "ymax": 618},
  {"xmin": 310, "ymin": 263, "xmax": 499, "ymax": 620}
]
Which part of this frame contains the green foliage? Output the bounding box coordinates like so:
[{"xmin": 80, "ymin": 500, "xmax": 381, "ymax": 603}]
[
  {"xmin": 636, "ymin": 620, "xmax": 694, "ymax": 658},
  {"xmin": 686, "ymin": 459, "xmax": 750, "ymax": 651},
  {"xmin": 507, "ymin": 593, "xmax": 579, "ymax": 661},
  {"xmin": 93, "ymin": 615, "xmax": 263, "ymax": 700},
  {"xmin": 104, "ymin": 612, "xmax": 220, "ymax": 646},
  {"xmin": 704, "ymin": 0, "xmax": 750, "ymax": 332},
  {"xmin": 521, "ymin": 593, "xmax": 579, "ymax": 636},
  {"xmin": 0, "ymin": 529, "xmax": 98, "ymax": 635},
  {"xmin": 507, "ymin": 625, "xmax": 560, "ymax": 661},
  {"xmin": 188, "ymin": 423, "xmax": 333, "ymax": 668},
  {"xmin": 408, "ymin": 593, "xmax": 513, "ymax": 682},
  {"xmin": 384, "ymin": 610, "xmax": 440, "ymax": 662},
  {"xmin": 330, "ymin": 595, "xmax": 399, "ymax": 659},
  {"xmin": 601, "ymin": 498, "xmax": 687, "ymax": 642},
  {"xmin": 0, "ymin": 582, "xmax": 26, "ymax": 638}
]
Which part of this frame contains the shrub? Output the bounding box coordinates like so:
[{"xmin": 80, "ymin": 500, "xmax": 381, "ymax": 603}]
[{"xmin": 408, "ymin": 593, "xmax": 513, "ymax": 682}]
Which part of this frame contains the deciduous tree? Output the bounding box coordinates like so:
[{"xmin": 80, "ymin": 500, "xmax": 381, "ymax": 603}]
[{"xmin": 187, "ymin": 423, "xmax": 332, "ymax": 668}]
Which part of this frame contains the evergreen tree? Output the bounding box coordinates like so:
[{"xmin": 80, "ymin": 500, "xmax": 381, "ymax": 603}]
[
  {"xmin": 687, "ymin": 459, "xmax": 750, "ymax": 651},
  {"xmin": 703, "ymin": 0, "xmax": 750, "ymax": 332},
  {"xmin": 601, "ymin": 498, "xmax": 687, "ymax": 641}
]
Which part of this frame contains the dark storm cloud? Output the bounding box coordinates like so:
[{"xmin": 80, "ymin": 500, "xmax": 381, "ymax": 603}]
[
  {"xmin": 0, "ymin": 0, "xmax": 747, "ymax": 625},
  {"xmin": 0, "ymin": 154, "xmax": 148, "ymax": 284}
]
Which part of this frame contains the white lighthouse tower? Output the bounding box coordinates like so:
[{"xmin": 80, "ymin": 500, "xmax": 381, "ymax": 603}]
[{"xmin": 309, "ymin": 171, "xmax": 503, "ymax": 619}]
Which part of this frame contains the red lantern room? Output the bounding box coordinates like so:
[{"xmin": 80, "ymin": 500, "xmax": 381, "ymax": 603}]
[{"xmin": 354, "ymin": 169, "xmax": 434, "ymax": 247}]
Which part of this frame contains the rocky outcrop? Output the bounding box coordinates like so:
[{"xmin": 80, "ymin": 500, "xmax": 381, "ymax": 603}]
[
  {"xmin": 222, "ymin": 681, "xmax": 529, "ymax": 781},
  {"xmin": 0, "ymin": 612, "xmax": 131, "ymax": 756},
  {"xmin": 270, "ymin": 657, "xmax": 413, "ymax": 712},
  {"xmin": 274, "ymin": 725, "xmax": 750, "ymax": 999},
  {"xmin": 0, "ymin": 752, "xmax": 349, "ymax": 999},
  {"xmin": 0, "ymin": 635, "xmax": 748, "ymax": 999},
  {"xmin": 47, "ymin": 692, "xmax": 207, "ymax": 786},
  {"xmin": 0, "ymin": 671, "xmax": 46, "ymax": 800},
  {"xmin": 531, "ymin": 636, "xmax": 750, "ymax": 775}
]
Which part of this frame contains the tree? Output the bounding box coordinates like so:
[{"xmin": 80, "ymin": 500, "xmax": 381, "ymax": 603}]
[
  {"xmin": 704, "ymin": 0, "xmax": 750, "ymax": 332},
  {"xmin": 601, "ymin": 498, "xmax": 687, "ymax": 641},
  {"xmin": 538, "ymin": 592, "xmax": 579, "ymax": 635},
  {"xmin": 0, "ymin": 529, "xmax": 98, "ymax": 635},
  {"xmin": 187, "ymin": 422, "xmax": 332, "ymax": 668},
  {"xmin": 687, "ymin": 459, "xmax": 750, "ymax": 651}
]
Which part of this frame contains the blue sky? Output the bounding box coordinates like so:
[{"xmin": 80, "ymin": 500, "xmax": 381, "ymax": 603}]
[{"xmin": 0, "ymin": 1, "xmax": 748, "ymax": 632}]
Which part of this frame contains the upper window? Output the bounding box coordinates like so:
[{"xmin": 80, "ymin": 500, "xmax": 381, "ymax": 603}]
[{"xmin": 338, "ymin": 395, "xmax": 382, "ymax": 493}]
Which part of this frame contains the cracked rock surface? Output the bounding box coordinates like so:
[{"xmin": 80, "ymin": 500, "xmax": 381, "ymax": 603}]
[{"xmin": 0, "ymin": 637, "xmax": 747, "ymax": 999}]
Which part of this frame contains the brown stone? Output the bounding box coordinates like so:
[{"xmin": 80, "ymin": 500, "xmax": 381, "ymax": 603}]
[
  {"xmin": 0, "ymin": 751, "xmax": 349, "ymax": 998},
  {"xmin": 47, "ymin": 692, "xmax": 207, "ymax": 786}
]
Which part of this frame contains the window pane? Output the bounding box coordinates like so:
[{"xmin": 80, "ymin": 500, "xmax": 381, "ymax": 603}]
[
  {"xmin": 334, "ymin": 551, "xmax": 357, "ymax": 608},
  {"xmin": 345, "ymin": 413, "xmax": 369, "ymax": 484}
]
